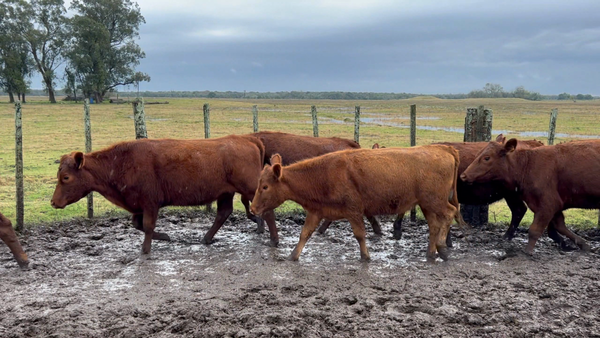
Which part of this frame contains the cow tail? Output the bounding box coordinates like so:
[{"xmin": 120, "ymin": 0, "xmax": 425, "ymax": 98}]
[{"xmin": 450, "ymin": 148, "xmax": 466, "ymax": 227}]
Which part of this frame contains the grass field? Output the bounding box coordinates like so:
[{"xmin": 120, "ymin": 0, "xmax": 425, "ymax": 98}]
[{"xmin": 1, "ymin": 96, "xmax": 599, "ymax": 228}]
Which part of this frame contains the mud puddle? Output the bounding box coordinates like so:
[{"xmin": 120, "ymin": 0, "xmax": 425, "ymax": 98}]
[{"xmin": 1, "ymin": 211, "xmax": 599, "ymax": 337}]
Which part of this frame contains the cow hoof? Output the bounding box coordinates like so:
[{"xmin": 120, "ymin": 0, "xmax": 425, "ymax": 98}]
[
  {"xmin": 393, "ymin": 231, "xmax": 402, "ymax": 240},
  {"xmin": 288, "ymin": 254, "xmax": 300, "ymax": 261},
  {"xmin": 269, "ymin": 239, "xmax": 279, "ymax": 248},
  {"xmin": 426, "ymin": 256, "xmax": 437, "ymax": 264},
  {"xmin": 438, "ymin": 247, "xmax": 450, "ymax": 261},
  {"xmin": 255, "ymin": 225, "xmax": 265, "ymax": 234},
  {"xmin": 502, "ymin": 233, "xmax": 514, "ymax": 241},
  {"xmin": 578, "ymin": 241, "xmax": 591, "ymax": 252},
  {"xmin": 153, "ymin": 232, "xmax": 171, "ymax": 241},
  {"xmin": 446, "ymin": 236, "xmax": 453, "ymax": 248},
  {"xmin": 521, "ymin": 248, "xmax": 534, "ymax": 256},
  {"xmin": 373, "ymin": 230, "xmax": 383, "ymax": 236},
  {"xmin": 359, "ymin": 254, "xmax": 371, "ymax": 262},
  {"xmin": 200, "ymin": 237, "xmax": 214, "ymax": 245},
  {"xmin": 18, "ymin": 261, "xmax": 30, "ymax": 270}
]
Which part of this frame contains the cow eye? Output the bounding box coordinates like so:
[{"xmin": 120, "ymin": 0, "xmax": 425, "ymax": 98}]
[
  {"xmin": 63, "ymin": 176, "xmax": 70, "ymax": 181},
  {"xmin": 484, "ymin": 156, "xmax": 490, "ymax": 161},
  {"xmin": 262, "ymin": 185, "xmax": 268, "ymax": 190}
]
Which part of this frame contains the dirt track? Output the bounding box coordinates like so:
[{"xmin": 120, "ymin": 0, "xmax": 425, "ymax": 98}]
[{"xmin": 1, "ymin": 211, "xmax": 599, "ymax": 337}]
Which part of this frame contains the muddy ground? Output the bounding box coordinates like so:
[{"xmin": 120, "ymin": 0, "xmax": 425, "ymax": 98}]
[{"xmin": 1, "ymin": 211, "xmax": 599, "ymax": 338}]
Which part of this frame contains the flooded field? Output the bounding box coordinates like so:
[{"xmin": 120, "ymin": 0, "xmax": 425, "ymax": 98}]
[{"xmin": 1, "ymin": 211, "xmax": 599, "ymax": 337}]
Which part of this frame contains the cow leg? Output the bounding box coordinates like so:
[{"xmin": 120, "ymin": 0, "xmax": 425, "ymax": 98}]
[
  {"xmin": 393, "ymin": 213, "xmax": 405, "ymax": 240},
  {"xmin": 546, "ymin": 220, "xmax": 569, "ymax": 250},
  {"xmin": 503, "ymin": 195, "xmax": 528, "ymax": 241},
  {"xmin": 524, "ymin": 212, "xmax": 554, "ymax": 255},
  {"xmin": 0, "ymin": 220, "xmax": 29, "ymax": 269},
  {"xmin": 317, "ymin": 219, "xmax": 333, "ymax": 234},
  {"xmin": 141, "ymin": 209, "xmax": 159, "ymax": 254},
  {"xmin": 241, "ymin": 196, "xmax": 265, "ymax": 233},
  {"xmin": 348, "ymin": 216, "xmax": 370, "ymax": 261},
  {"xmin": 422, "ymin": 209, "xmax": 441, "ymax": 263},
  {"xmin": 290, "ymin": 212, "xmax": 321, "ymax": 261},
  {"xmin": 549, "ymin": 212, "xmax": 590, "ymax": 252},
  {"xmin": 201, "ymin": 193, "xmax": 234, "ymax": 245},
  {"xmin": 132, "ymin": 213, "xmax": 171, "ymax": 241},
  {"xmin": 366, "ymin": 215, "xmax": 383, "ymax": 236},
  {"xmin": 262, "ymin": 209, "xmax": 279, "ymax": 247}
]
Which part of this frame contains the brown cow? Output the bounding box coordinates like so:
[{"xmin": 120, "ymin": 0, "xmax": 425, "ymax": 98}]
[
  {"xmin": 51, "ymin": 136, "xmax": 279, "ymax": 254},
  {"xmin": 461, "ymin": 138, "xmax": 597, "ymax": 254},
  {"xmin": 251, "ymin": 145, "xmax": 460, "ymax": 262},
  {"xmin": 0, "ymin": 212, "xmax": 29, "ymax": 269},
  {"xmin": 240, "ymin": 131, "xmax": 383, "ymax": 236},
  {"xmin": 372, "ymin": 136, "xmax": 554, "ymax": 246}
]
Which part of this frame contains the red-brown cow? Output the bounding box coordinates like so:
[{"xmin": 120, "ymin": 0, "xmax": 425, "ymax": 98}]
[
  {"xmin": 51, "ymin": 136, "xmax": 278, "ymax": 254},
  {"xmin": 241, "ymin": 131, "xmax": 383, "ymax": 236},
  {"xmin": 251, "ymin": 145, "xmax": 460, "ymax": 262},
  {"xmin": 0, "ymin": 212, "xmax": 29, "ymax": 269},
  {"xmin": 461, "ymin": 138, "xmax": 597, "ymax": 254}
]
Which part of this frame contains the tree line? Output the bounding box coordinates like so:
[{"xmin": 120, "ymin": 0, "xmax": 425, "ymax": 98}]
[{"xmin": 0, "ymin": 0, "xmax": 149, "ymax": 104}]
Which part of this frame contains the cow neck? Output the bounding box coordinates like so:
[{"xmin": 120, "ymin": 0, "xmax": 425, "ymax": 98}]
[
  {"xmin": 507, "ymin": 148, "xmax": 531, "ymax": 192},
  {"xmin": 83, "ymin": 153, "xmax": 128, "ymax": 205},
  {"xmin": 280, "ymin": 163, "xmax": 326, "ymax": 210}
]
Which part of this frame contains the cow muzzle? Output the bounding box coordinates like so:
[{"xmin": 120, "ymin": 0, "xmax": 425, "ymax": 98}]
[{"xmin": 51, "ymin": 199, "xmax": 66, "ymax": 209}]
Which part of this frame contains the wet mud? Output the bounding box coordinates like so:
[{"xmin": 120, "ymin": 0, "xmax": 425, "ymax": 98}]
[{"xmin": 1, "ymin": 211, "xmax": 599, "ymax": 337}]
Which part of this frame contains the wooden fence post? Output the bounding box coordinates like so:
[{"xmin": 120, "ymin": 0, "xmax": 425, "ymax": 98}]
[
  {"xmin": 203, "ymin": 103, "xmax": 212, "ymax": 212},
  {"xmin": 354, "ymin": 106, "xmax": 360, "ymax": 144},
  {"xmin": 14, "ymin": 101, "xmax": 24, "ymax": 232},
  {"xmin": 84, "ymin": 99, "xmax": 93, "ymax": 218},
  {"xmin": 252, "ymin": 105, "xmax": 259, "ymax": 133},
  {"xmin": 132, "ymin": 98, "xmax": 147, "ymax": 139},
  {"xmin": 547, "ymin": 108, "xmax": 558, "ymax": 145},
  {"xmin": 203, "ymin": 103, "xmax": 210, "ymax": 139},
  {"xmin": 311, "ymin": 105, "xmax": 319, "ymax": 137},
  {"xmin": 462, "ymin": 105, "xmax": 493, "ymax": 226},
  {"xmin": 410, "ymin": 104, "xmax": 417, "ymax": 223}
]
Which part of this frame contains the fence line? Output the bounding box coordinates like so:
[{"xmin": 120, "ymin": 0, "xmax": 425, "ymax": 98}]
[
  {"xmin": 252, "ymin": 105, "xmax": 259, "ymax": 133},
  {"xmin": 83, "ymin": 99, "xmax": 94, "ymax": 218},
  {"xmin": 14, "ymin": 101, "xmax": 24, "ymax": 232},
  {"xmin": 410, "ymin": 104, "xmax": 417, "ymax": 223},
  {"xmin": 354, "ymin": 106, "xmax": 360, "ymax": 143},
  {"xmin": 311, "ymin": 106, "xmax": 319, "ymax": 137},
  {"xmin": 548, "ymin": 108, "xmax": 558, "ymax": 145},
  {"xmin": 132, "ymin": 98, "xmax": 147, "ymax": 139},
  {"xmin": 203, "ymin": 103, "xmax": 210, "ymax": 139}
]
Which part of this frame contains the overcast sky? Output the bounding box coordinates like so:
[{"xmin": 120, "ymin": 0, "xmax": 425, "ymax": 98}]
[{"xmin": 63, "ymin": 0, "xmax": 600, "ymax": 94}]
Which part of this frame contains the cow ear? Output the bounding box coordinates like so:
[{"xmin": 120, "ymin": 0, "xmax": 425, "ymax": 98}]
[
  {"xmin": 74, "ymin": 152, "xmax": 85, "ymax": 169},
  {"xmin": 372, "ymin": 143, "xmax": 380, "ymax": 149},
  {"xmin": 495, "ymin": 134, "xmax": 506, "ymax": 143},
  {"xmin": 272, "ymin": 163, "xmax": 282, "ymax": 181},
  {"xmin": 505, "ymin": 139, "xmax": 517, "ymax": 153},
  {"xmin": 271, "ymin": 154, "xmax": 282, "ymax": 165}
]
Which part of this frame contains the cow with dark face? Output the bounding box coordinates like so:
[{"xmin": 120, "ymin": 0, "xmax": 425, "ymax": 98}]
[
  {"xmin": 0, "ymin": 212, "xmax": 29, "ymax": 269},
  {"xmin": 51, "ymin": 135, "xmax": 279, "ymax": 254},
  {"xmin": 461, "ymin": 138, "xmax": 597, "ymax": 254}
]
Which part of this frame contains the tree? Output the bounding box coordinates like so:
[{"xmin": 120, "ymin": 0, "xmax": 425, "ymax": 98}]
[
  {"xmin": 557, "ymin": 92, "xmax": 571, "ymax": 100},
  {"xmin": 483, "ymin": 83, "xmax": 504, "ymax": 98},
  {"xmin": 66, "ymin": 0, "xmax": 150, "ymax": 103},
  {"xmin": 21, "ymin": 0, "xmax": 69, "ymax": 103},
  {"xmin": 0, "ymin": 0, "xmax": 34, "ymax": 103}
]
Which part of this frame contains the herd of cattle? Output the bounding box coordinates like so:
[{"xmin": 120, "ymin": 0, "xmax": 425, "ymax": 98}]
[{"xmin": 1, "ymin": 131, "xmax": 598, "ymax": 268}]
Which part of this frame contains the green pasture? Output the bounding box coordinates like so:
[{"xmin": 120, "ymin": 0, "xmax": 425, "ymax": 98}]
[{"xmin": 1, "ymin": 96, "xmax": 599, "ymax": 228}]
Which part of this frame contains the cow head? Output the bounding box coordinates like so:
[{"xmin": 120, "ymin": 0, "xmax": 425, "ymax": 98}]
[
  {"xmin": 0, "ymin": 213, "xmax": 29, "ymax": 269},
  {"xmin": 251, "ymin": 154, "xmax": 287, "ymax": 216},
  {"xmin": 461, "ymin": 138, "xmax": 517, "ymax": 183},
  {"xmin": 51, "ymin": 152, "xmax": 92, "ymax": 209},
  {"xmin": 372, "ymin": 143, "xmax": 385, "ymax": 149}
]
